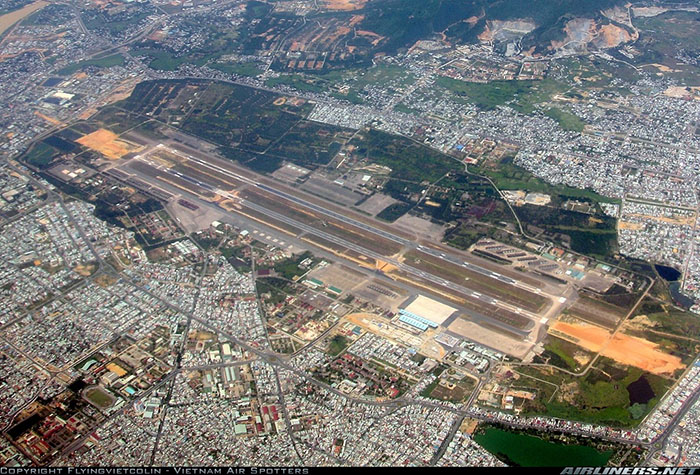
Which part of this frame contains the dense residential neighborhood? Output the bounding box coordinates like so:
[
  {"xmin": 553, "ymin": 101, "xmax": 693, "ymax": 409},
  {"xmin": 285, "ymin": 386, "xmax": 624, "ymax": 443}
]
[{"xmin": 1, "ymin": 0, "xmax": 700, "ymax": 468}]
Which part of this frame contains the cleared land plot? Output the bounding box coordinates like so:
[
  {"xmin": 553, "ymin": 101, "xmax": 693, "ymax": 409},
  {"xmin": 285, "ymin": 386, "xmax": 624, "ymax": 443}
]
[
  {"xmin": 76, "ymin": 129, "xmax": 141, "ymax": 160},
  {"xmin": 623, "ymin": 308, "xmax": 700, "ymax": 365},
  {"xmin": 321, "ymin": 0, "xmax": 367, "ymax": 11},
  {"xmin": 426, "ymin": 376, "xmax": 476, "ymax": 402},
  {"xmin": 0, "ymin": 0, "xmax": 46, "ymax": 36},
  {"xmin": 549, "ymin": 320, "xmax": 684, "ymax": 376},
  {"xmin": 404, "ymin": 250, "xmax": 549, "ymax": 313}
]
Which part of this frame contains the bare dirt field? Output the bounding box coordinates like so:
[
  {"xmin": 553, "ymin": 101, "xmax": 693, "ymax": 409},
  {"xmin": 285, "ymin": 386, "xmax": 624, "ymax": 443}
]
[
  {"xmin": 321, "ymin": 0, "xmax": 367, "ymax": 11},
  {"xmin": 34, "ymin": 111, "xmax": 64, "ymax": 127},
  {"xmin": 0, "ymin": 1, "xmax": 47, "ymax": 37},
  {"xmin": 550, "ymin": 320, "xmax": 684, "ymax": 375},
  {"xmin": 618, "ymin": 221, "xmax": 644, "ymax": 231},
  {"xmin": 664, "ymin": 86, "xmax": 700, "ymax": 100},
  {"xmin": 76, "ymin": 129, "xmax": 140, "ymax": 159}
]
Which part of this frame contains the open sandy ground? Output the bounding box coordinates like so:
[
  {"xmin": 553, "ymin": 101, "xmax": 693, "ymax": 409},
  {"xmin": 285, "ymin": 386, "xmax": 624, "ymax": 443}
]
[
  {"xmin": 550, "ymin": 320, "xmax": 684, "ymax": 375},
  {"xmin": 0, "ymin": 1, "xmax": 47, "ymax": 37},
  {"xmin": 76, "ymin": 129, "xmax": 140, "ymax": 159}
]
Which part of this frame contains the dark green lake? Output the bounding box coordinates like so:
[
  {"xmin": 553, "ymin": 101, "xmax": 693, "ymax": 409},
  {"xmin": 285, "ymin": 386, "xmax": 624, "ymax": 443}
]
[{"xmin": 473, "ymin": 427, "xmax": 613, "ymax": 467}]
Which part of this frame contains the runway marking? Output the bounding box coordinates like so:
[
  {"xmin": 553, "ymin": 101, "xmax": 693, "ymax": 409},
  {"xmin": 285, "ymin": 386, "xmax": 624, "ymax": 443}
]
[{"xmin": 144, "ymin": 145, "xmax": 561, "ymax": 323}]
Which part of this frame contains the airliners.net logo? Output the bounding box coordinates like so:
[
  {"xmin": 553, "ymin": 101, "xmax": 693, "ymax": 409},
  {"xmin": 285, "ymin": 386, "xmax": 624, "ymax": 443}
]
[{"xmin": 562, "ymin": 468, "xmax": 700, "ymax": 475}]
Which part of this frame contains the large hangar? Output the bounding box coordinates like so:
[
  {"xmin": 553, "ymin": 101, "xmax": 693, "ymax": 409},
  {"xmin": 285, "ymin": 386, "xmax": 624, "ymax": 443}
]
[{"xmin": 398, "ymin": 295, "xmax": 458, "ymax": 331}]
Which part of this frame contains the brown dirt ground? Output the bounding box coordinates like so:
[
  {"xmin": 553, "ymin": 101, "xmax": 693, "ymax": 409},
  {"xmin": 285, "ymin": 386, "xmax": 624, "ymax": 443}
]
[
  {"xmin": 550, "ymin": 321, "xmax": 684, "ymax": 375},
  {"xmin": 635, "ymin": 213, "xmax": 695, "ymax": 226},
  {"xmin": 0, "ymin": 1, "xmax": 47, "ymax": 37},
  {"xmin": 76, "ymin": 129, "xmax": 139, "ymax": 159},
  {"xmin": 598, "ymin": 23, "xmax": 634, "ymax": 47},
  {"xmin": 321, "ymin": 0, "xmax": 367, "ymax": 11},
  {"xmin": 34, "ymin": 111, "xmax": 65, "ymax": 127},
  {"xmin": 618, "ymin": 221, "xmax": 644, "ymax": 231}
]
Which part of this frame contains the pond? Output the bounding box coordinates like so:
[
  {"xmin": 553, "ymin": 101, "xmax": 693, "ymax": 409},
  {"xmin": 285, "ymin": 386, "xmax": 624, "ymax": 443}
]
[
  {"xmin": 670, "ymin": 281, "xmax": 695, "ymax": 309},
  {"xmin": 655, "ymin": 264, "xmax": 681, "ymax": 282},
  {"xmin": 473, "ymin": 427, "xmax": 613, "ymax": 467},
  {"xmin": 626, "ymin": 375, "xmax": 655, "ymax": 405}
]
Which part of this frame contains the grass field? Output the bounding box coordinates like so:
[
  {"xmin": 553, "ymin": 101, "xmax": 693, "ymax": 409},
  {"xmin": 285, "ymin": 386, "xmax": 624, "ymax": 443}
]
[
  {"xmin": 85, "ymin": 387, "xmax": 114, "ymax": 409},
  {"xmin": 23, "ymin": 141, "xmax": 59, "ymax": 168},
  {"xmin": 543, "ymin": 337, "xmax": 581, "ymax": 371},
  {"xmin": 58, "ymin": 54, "xmax": 125, "ymax": 75},
  {"xmin": 328, "ymin": 334, "xmax": 349, "ymax": 356},
  {"xmin": 544, "ymin": 107, "xmax": 586, "ymax": 132},
  {"xmin": 435, "ymin": 77, "xmax": 567, "ymax": 114}
]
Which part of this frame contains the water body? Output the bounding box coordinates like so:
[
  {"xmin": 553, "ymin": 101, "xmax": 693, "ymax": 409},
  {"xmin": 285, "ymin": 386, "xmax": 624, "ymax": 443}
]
[
  {"xmin": 669, "ymin": 281, "xmax": 695, "ymax": 309},
  {"xmin": 626, "ymin": 375, "xmax": 655, "ymax": 405},
  {"xmin": 655, "ymin": 264, "xmax": 681, "ymax": 282},
  {"xmin": 474, "ymin": 427, "xmax": 613, "ymax": 467}
]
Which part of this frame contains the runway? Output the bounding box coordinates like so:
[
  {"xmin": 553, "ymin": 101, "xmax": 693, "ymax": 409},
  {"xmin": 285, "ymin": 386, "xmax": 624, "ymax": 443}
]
[{"xmin": 116, "ymin": 143, "xmax": 578, "ymax": 341}]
